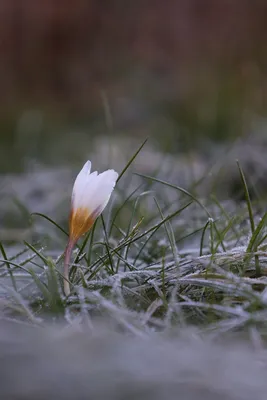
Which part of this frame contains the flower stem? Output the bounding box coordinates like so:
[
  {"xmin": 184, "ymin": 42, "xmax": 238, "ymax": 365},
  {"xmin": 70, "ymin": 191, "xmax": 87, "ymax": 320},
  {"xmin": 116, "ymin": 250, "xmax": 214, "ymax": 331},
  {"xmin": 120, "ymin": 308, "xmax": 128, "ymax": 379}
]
[{"xmin": 64, "ymin": 239, "xmax": 75, "ymax": 296}]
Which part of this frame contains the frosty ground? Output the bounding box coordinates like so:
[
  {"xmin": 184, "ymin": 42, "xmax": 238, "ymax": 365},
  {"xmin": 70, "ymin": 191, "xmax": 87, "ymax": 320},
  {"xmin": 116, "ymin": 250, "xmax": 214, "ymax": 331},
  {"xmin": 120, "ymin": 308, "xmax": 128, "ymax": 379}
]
[{"xmin": 1, "ymin": 133, "xmax": 267, "ymax": 398}]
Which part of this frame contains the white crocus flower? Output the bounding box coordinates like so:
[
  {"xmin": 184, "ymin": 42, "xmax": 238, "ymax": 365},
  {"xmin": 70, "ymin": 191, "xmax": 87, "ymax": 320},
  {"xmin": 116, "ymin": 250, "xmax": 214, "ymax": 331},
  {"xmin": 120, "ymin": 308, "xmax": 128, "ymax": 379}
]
[{"xmin": 64, "ymin": 160, "xmax": 118, "ymax": 295}]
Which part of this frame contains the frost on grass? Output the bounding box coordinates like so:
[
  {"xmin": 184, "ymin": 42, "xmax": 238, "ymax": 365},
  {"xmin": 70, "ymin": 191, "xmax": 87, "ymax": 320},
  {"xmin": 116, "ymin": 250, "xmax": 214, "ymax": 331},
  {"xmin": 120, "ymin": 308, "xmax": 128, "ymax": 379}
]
[{"xmin": 1, "ymin": 135, "xmax": 267, "ymax": 342}]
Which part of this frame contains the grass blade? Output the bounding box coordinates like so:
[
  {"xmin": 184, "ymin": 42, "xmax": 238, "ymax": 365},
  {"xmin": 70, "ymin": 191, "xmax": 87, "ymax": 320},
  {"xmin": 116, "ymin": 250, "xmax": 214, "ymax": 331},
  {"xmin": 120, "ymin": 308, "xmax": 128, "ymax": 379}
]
[
  {"xmin": 117, "ymin": 138, "xmax": 148, "ymax": 183},
  {"xmin": 31, "ymin": 212, "xmax": 68, "ymax": 236},
  {"xmin": 236, "ymin": 160, "xmax": 255, "ymax": 233},
  {"xmin": 0, "ymin": 242, "xmax": 17, "ymax": 291}
]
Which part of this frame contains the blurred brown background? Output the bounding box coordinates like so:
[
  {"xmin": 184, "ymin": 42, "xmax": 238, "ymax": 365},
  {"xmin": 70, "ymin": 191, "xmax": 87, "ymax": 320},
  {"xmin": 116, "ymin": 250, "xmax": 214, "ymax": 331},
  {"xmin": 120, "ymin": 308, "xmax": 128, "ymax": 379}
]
[{"xmin": 1, "ymin": 0, "xmax": 267, "ymax": 170}]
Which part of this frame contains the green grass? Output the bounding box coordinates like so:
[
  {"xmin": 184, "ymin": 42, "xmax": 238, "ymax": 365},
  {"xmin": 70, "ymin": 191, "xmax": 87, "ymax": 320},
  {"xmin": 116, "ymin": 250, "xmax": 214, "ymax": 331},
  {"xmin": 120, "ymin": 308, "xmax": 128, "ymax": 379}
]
[{"xmin": 1, "ymin": 139, "xmax": 267, "ymax": 340}]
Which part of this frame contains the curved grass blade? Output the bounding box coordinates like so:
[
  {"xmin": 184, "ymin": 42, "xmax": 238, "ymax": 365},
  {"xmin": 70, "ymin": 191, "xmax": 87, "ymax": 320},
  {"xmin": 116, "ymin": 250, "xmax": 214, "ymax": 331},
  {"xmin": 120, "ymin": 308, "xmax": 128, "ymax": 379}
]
[
  {"xmin": 134, "ymin": 172, "xmax": 210, "ymax": 216},
  {"xmin": 135, "ymin": 172, "xmax": 226, "ymax": 251},
  {"xmin": 154, "ymin": 197, "xmax": 179, "ymax": 267},
  {"xmin": 87, "ymin": 219, "xmax": 98, "ymax": 266},
  {"xmin": 101, "ymin": 214, "xmax": 114, "ymax": 273},
  {"xmin": 210, "ymin": 194, "xmax": 241, "ymax": 240},
  {"xmin": 237, "ymin": 160, "xmax": 262, "ymax": 276},
  {"xmin": 24, "ymin": 241, "xmax": 49, "ymax": 265},
  {"xmin": 199, "ymin": 219, "xmax": 211, "ymax": 256},
  {"xmin": 0, "ymin": 247, "xmax": 29, "ymax": 269},
  {"xmin": 0, "ymin": 242, "xmax": 17, "ymax": 291},
  {"xmin": 31, "ymin": 212, "xmax": 68, "ymax": 236},
  {"xmin": 236, "ymin": 160, "xmax": 255, "ymax": 233},
  {"xmin": 118, "ymin": 192, "xmax": 151, "ymax": 272},
  {"xmin": 246, "ymin": 211, "xmax": 267, "ymax": 255},
  {"xmin": 0, "ymin": 259, "xmax": 31, "ymax": 274},
  {"xmin": 109, "ymin": 183, "xmax": 143, "ymax": 236},
  {"xmin": 117, "ymin": 138, "xmax": 148, "ymax": 183}
]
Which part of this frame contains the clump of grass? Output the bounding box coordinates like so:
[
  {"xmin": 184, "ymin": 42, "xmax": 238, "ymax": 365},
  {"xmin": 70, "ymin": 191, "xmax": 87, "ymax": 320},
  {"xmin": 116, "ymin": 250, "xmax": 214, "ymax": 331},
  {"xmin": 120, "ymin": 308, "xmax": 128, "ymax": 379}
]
[{"xmin": 1, "ymin": 141, "xmax": 267, "ymax": 341}]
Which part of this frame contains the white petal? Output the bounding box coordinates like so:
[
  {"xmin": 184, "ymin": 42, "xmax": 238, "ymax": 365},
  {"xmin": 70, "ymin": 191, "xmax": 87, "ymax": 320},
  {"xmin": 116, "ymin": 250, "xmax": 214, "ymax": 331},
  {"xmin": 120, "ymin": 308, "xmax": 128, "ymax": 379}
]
[
  {"xmin": 72, "ymin": 160, "xmax": 92, "ymax": 201},
  {"xmin": 86, "ymin": 170, "xmax": 118, "ymax": 216},
  {"xmin": 72, "ymin": 161, "xmax": 118, "ymax": 216}
]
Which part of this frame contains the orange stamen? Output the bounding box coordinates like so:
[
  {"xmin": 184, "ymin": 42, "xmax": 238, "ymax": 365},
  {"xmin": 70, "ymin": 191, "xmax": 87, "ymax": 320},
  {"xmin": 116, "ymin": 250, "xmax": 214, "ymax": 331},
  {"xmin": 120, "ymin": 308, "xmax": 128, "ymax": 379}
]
[{"xmin": 63, "ymin": 207, "xmax": 97, "ymax": 296}]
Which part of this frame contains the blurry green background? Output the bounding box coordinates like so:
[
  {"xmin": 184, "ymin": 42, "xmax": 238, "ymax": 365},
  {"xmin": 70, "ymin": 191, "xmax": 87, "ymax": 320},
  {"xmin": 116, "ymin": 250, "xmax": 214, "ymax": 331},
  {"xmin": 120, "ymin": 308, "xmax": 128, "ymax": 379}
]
[{"xmin": 1, "ymin": 0, "xmax": 267, "ymax": 171}]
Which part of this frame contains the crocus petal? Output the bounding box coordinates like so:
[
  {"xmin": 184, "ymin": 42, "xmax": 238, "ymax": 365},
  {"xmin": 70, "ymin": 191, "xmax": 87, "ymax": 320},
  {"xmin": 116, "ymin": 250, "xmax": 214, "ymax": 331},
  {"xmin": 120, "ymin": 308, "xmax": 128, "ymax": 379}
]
[
  {"xmin": 72, "ymin": 160, "xmax": 92, "ymax": 207},
  {"xmin": 69, "ymin": 162, "xmax": 118, "ymax": 242}
]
